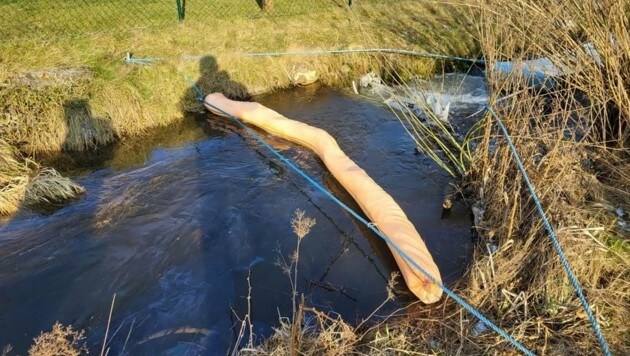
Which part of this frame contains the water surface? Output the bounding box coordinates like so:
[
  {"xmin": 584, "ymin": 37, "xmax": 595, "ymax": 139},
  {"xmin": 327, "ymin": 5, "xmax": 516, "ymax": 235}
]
[{"xmin": 0, "ymin": 87, "xmax": 472, "ymax": 355}]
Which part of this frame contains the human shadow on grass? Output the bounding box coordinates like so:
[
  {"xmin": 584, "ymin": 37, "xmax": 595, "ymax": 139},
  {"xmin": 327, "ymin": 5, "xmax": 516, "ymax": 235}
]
[
  {"xmin": 256, "ymin": 0, "xmax": 273, "ymax": 12},
  {"xmin": 181, "ymin": 55, "xmax": 250, "ymax": 115}
]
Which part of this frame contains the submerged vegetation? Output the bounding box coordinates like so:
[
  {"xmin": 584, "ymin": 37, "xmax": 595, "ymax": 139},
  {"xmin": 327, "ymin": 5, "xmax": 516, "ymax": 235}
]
[{"xmin": 1, "ymin": 0, "xmax": 629, "ymax": 354}]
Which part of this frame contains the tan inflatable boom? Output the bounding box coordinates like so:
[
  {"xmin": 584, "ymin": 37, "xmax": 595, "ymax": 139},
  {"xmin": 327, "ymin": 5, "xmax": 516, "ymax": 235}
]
[{"xmin": 204, "ymin": 93, "xmax": 443, "ymax": 303}]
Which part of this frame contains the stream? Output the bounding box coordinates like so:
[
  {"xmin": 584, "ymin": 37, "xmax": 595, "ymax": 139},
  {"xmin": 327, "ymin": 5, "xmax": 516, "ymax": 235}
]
[{"xmin": 0, "ymin": 85, "xmax": 478, "ymax": 355}]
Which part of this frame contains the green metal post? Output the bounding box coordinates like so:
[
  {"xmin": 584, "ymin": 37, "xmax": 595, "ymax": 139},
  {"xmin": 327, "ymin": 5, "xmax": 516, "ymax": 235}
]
[{"xmin": 176, "ymin": 0, "xmax": 186, "ymax": 21}]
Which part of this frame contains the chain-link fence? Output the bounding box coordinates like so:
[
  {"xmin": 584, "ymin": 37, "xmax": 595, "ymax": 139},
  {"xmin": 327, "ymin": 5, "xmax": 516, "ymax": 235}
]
[{"xmin": 1, "ymin": 0, "xmax": 371, "ymax": 41}]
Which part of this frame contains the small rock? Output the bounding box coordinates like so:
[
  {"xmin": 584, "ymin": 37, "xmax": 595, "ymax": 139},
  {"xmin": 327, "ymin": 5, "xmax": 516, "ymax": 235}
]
[
  {"xmin": 291, "ymin": 67, "xmax": 319, "ymax": 86},
  {"xmin": 615, "ymin": 208, "xmax": 625, "ymax": 218},
  {"xmin": 359, "ymin": 71, "xmax": 382, "ymax": 88},
  {"xmin": 472, "ymin": 202, "xmax": 485, "ymax": 228}
]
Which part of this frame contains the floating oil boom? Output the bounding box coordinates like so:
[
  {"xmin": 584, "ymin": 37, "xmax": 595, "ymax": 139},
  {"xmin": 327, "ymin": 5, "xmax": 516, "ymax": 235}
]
[{"xmin": 203, "ymin": 93, "xmax": 442, "ymax": 303}]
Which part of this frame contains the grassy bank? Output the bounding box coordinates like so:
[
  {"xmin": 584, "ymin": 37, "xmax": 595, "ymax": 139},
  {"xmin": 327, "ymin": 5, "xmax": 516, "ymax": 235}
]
[{"xmin": 0, "ymin": 1, "xmax": 477, "ymax": 154}]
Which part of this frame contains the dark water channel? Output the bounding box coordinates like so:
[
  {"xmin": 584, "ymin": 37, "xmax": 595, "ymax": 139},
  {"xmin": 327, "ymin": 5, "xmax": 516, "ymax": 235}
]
[{"xmin": 0, "ymin": 87, "xmax": 472, "ymax": 355}]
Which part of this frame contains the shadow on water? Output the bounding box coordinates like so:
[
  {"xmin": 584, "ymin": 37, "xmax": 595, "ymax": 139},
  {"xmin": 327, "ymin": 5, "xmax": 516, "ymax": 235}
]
[{"xmin": 0, "ymin": 57, "xmax": 473, "ymax": 355}]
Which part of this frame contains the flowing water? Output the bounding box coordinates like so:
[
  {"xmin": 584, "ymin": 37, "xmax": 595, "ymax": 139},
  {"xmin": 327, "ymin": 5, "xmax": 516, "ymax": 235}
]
[{"xmin": 0, "ymin": 86, "xmax": 476, "ymax": 355}]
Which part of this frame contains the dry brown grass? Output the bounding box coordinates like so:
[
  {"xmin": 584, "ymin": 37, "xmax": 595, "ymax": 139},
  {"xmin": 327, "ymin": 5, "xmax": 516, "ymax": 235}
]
[
  {"xmin": 348, "ymin": 0, "xmax": 630, "ymax": 354},
  {"xmin": 246, "ymin": 272, "xmax": 401, "ymax": 356},
  {"xmin": 457, "ymin": 0, "xmax": 629, "ymax": 353},
  {"xmin": 25, "ymin": 168, "xmax": 85, "ymax": 206},
  {"xmin": 0, "ymin": 139, "xmax": 31, "ymax": 215},
  {"xmin": 249, "ymin": 309, "xmax": 358, "ymax": 356}
]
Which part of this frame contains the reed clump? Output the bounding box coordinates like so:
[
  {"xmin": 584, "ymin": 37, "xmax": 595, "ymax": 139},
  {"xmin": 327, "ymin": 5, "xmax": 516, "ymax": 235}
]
[{"xmin": 458, "ymin": 0, "xmax": 628, "ymax": 353}]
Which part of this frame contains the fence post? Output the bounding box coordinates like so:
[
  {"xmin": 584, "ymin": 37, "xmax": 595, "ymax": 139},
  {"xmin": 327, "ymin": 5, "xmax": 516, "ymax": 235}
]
[
  {"xmin": 176, "ymin": 0, "xmax": 186, "ymax": 21},
  {"xmin": 348, "ymin": 0, "xmax": 353, "ymax": 6}
]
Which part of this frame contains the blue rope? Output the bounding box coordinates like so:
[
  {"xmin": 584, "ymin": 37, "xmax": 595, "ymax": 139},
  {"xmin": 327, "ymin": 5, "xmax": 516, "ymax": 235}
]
[
  {"xmin": 124, "ymin": 52, "xmax": 164, "ymax": 65},
  {"xmin": 242, "ymin": 48, "xmax": 486, "ymax": 64},
  {"xmin": 487, "ymin": 107, "xmax": 611, "ymax": 356},
  {"xmin": 124, "ymin": 48, "xmax": 486, "ymax": 65},
  {"xmin": 185, "ymin": 77, "xmax": 533, "ymax": 355}
]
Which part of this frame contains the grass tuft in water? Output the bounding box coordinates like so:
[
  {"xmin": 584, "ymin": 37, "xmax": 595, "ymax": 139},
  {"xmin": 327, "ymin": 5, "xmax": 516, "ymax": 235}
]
[{"xmin": 0, "ymin": 140, "xmax": 84, "ymax": 216}]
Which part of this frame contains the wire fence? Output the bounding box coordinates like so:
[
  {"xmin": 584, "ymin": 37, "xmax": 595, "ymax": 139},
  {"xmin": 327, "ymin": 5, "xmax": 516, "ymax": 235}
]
[{"xmin": 0, "ymin": 0, "xmax": 381, "ymax": 41}]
